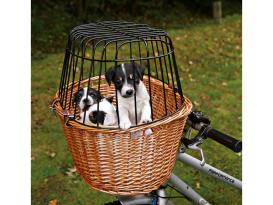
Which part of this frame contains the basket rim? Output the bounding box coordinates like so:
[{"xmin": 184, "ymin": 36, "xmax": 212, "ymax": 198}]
[
  {"xmin": 52, "ymin": 76, "xmax": 192, "ymax": 133},
  {"xmin": 53, "ymin": 96, "xmax": 192, "ymax": 133}
]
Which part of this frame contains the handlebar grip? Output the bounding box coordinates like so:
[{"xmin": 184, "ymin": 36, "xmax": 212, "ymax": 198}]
[{"xmin": 205, "ymin": 127, "xmax": 242, "ymax": 153}]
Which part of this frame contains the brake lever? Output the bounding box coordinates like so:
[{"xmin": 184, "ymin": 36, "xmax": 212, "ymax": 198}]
[
  {"xmin": 181, "ymin": 126, "xmax": 207, "ymax": 166},
  {"xmin": 188, "ymin": 143, "xmax": 206, "ymax": 166}
]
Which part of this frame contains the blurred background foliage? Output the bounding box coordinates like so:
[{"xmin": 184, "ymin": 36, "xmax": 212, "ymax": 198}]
[{"xmin": 32, "ymin": 0, "xmax": 241, "ymax": 57}]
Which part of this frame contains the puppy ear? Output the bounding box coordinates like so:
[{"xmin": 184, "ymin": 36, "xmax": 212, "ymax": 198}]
[
  {"xmin": 89, "ymin": 111, "xmax": 97, "ymax": 124},
  {"xmin": 98, "ymin": 92, "xmax": 104, "ymax": 101},
  {"xmin": 73, "ymin": 87, "xmax": 83, "ymax": 103},
  {"xmin": 105, "ymin": 66, "xmax": 115, "ymax": 86},
  {"xmin": 89, "ymin": 111, "xmax": 106, "ymax": 125},
  {"xmin": 89, "ymin": 88, "xmax": 103, "ymax": 101},
  {"xmin": 105, "ymin": 96, "xmax": 114, "ymax": 104},
  {"xmin": 134, "ymin": 63, "xmax": 145, "ymax": 81}
]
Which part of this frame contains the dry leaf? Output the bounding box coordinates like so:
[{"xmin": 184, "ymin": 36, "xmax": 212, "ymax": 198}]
[
  {"xmin": 31, "ymin": 155, "xmax": 35, "ymax": 161},
  {"xmin": 65, "ymin": 167, "xmax": 77, "ymax": 177},
  {"xmin": 190, "ymin": 78, "xmax": 196, "ymax": 82},
  {"xmin": 188, "ymin": 60, "xmax": 193, "ymax": 65},
  {"xmin": 222, "ymin": 82, "xmax": 227, "ymax": 86},
  {"xmin": 68, "ymin": 167, "xmax": 77, "ymax": 173},
  {"xmin": 175, "ymin": 37, "xmax": 181, "ymax": 41},
  {"xmin": 196, "ymin": 182, "xmax": 200, "ymax": 189},
  {"xmin": 48, "ymin": 199, "xmax": 57, "ymax": 205},
  {"xmin": 194, "ymin": 101, "xmax": 200, "ymax": 106},
  {"xmin": 47, "ymin": 151, "xmax": 57, "ymax": 159},
  {"xmin": 236, "ymin": 152, "xmax": 242, "ymax": 157}
]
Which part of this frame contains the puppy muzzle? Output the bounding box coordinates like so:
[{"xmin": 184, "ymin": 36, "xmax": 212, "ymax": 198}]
[{"xmin": 122, "ymin": 89, "xmax": 134, "ymax": 98}]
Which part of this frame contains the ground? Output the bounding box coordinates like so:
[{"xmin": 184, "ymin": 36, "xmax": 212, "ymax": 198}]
[{"xmin": 32, "ymin": 14, "xmax": 242, "ymax": 205}]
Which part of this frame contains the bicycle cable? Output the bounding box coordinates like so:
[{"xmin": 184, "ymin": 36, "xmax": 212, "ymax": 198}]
[{"xmin": 150, "ymin": 185, "xmax": 187, "ymax": 199}]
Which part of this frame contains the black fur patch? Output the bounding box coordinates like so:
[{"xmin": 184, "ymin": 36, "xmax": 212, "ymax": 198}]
[
  {"xmin": 89, "ymin": 110, "xmax": 106, "ymax": 125},
  {"xmin": 73, "ymin": 87, "xmax": 84, "ymax": 104}
]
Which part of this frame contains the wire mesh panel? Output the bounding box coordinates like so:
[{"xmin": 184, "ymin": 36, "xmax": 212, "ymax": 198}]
[
  {"xmin": 52, "ymin": 21, "xmax": 192, "ymax": 195},
  {"xmin": 58, "ymin": 21, "xmax": 185, "ymax": 128}
]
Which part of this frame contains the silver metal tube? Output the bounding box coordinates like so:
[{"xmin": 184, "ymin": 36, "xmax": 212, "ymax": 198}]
[
  {"xmin": 168, "ymin": 174, "xmax": 211, "ymax": 205},
  {"xmin": 177, "ymin": 152, "xmax": 242, "ymax": 190},
  {"xmin": 157, "ymin": 188, "xmax": 167, "ymax": 205},
  {"xmin": 118, "ymin": 195, "xmax": 152, "ymax": 205}
]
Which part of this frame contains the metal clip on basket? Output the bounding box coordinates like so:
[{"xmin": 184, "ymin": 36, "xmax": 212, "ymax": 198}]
[{"xmin": 52, "ymin": 21, "xmax": 192, "ymax": 195}]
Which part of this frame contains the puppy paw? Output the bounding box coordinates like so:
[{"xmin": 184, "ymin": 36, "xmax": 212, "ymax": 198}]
[
  {"xmin": 144, "ymin": 128, "xmax": 153, "ymax": 136},
  {"xmin": 120, "ymin": 121, "xmax": 131, "ymax": 130},
  {"xmin": 140, "ymin": 117, "xmax": 152, "ymax": 124}
]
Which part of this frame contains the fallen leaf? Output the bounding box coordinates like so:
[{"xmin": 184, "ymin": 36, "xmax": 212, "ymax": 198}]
[
  {"xmin": 49, "ymin": 199, "xmax": 57, "ymax": 205},
  {"xmin": 175, "ymin": 37, "xmax": 181, "ymax": 41},
  {"xmin": 222, "ymin": 82, "xmax": 227, "ymax": 86},
  {"xmin": 236, "ymin": 152, "xmax": 242, "ymax": 157},
  {"xmin": 196, "ymin": 182, "xmax": 200, "ymax": 189},
  {"xmin": 190, "ymin": 78, "xmax": 196, "ymax": 82},
  {"xmin": 31, "ymin": 155, "xmax": 35, "ymax": 161},
  {"xmin": 47, "ymin": 151, "xmax": 57, "ymax": 159},
  {"xmin": 65, "ymin": 166, "xmax": 77, "ymax": 177},
  {"xmin": 68, "ymin": 167, "xmax": 77, "ymax": 173},
  {"xmin": 188, "ymin": 60, "xmax": 193, "ymax": 65},
  {"xmin": 194, "ymin": 101, "xmax": 200, "ymax": 106}
]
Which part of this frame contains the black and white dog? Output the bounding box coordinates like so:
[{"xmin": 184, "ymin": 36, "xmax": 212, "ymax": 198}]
[
  {"xmin": 74, "ymin": 87, "xmax": 117, "ymax": 127},
  {"xmin": 106, "ymin": 62, "xmax": 152, "ymax": 129},
  {"xmin": 74, "ymin": 87, "xmax": 102, "ymax": 112},
  {"xmin": 79, "ymin": 97, "xmax": 118, "ymax": 127}
]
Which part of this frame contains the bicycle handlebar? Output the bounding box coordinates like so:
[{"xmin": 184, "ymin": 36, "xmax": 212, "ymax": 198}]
[
  {"xmin": 186, "ymin": 111, "xmax": 242, "ymax": 153},
  {"xmin": 204, "ymin": 127, "xmax": 242, "ymax": 153}
]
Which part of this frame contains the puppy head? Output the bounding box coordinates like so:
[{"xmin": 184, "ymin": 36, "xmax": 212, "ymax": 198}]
[
  {"xmin": 74, "ymin": 87, "xmax": 103, "ymax": 112},
  {"xmin": 88, "ymin": 97, "xmax": 118, "ymax": 126},
  {"xmin": 105, "ymin": 62, "xmax": 144, "ymax": 98}
]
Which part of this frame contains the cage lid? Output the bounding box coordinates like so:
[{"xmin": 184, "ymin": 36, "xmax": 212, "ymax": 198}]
[{"xmin": 70, "ymin": 21, "xmax": 168, "ymax": 43}]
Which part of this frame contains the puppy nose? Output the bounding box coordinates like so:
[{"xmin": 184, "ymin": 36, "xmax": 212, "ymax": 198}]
[
  {"xmin": 126, "ymin": 89, "xmax": 133, "ymax": 96},
  {"xmin": 83, "ymin": 98, "xmax": 89, "ymax": 103}
]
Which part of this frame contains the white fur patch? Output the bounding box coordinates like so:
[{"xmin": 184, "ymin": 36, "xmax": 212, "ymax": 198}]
[
  {"xmin": 79, "ymin": 98, "xmax": 118, "ymax": 127},
  {"xmin": 78, "ymin": 87, "xmax": 95, "ymax": 112},
  {"xmin": 120, "ymin": 63, "xmax": 134, "ymax": 96}
]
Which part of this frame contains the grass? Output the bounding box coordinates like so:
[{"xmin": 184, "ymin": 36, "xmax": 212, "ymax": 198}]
[{"xmin": 31, "ymin": 14, "xmax": 242, "ymax": 205}]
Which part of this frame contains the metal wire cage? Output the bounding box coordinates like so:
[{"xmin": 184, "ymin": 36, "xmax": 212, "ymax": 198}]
[{"xmin": 51, "ymin": 21, "xmax": 192, "ymax": 195}]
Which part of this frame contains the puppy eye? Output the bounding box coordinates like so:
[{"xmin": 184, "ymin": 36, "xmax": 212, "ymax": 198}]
[{"xmin": 116, "ymin": 80, "xmax": 122, "ymax": 85}]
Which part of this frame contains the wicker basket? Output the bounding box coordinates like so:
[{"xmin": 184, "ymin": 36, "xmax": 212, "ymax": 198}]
[{"xmin": 53, "ymin": 75, "xmax": 192, "ymax": 195}]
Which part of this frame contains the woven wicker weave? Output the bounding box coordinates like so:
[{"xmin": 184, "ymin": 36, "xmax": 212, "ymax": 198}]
[{"xmin": 53, "ymin": 75, "xmax": 192, "ymax": 195}]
